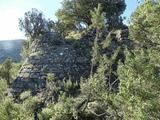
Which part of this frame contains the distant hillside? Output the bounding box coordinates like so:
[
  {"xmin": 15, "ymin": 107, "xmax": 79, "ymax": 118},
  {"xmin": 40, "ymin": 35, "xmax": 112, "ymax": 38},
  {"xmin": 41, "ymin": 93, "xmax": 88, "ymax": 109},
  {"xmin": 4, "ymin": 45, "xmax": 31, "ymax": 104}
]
[{"xmin": 0, "ymin": 40, "xmax": 24, "ymax": 63}]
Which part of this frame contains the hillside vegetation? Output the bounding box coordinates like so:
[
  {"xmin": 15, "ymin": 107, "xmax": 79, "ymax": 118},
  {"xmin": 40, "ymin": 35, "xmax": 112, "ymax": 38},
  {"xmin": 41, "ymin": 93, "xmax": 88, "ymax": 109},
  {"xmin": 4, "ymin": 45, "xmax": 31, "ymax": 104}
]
[{"xmin": 0, "ymin": 0, "xmax": 160, "ymax": 120}]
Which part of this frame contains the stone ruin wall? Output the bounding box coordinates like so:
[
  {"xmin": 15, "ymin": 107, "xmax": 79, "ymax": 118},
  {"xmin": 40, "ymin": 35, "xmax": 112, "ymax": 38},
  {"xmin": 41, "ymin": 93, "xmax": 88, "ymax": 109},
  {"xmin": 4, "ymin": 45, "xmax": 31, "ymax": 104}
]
[
  {"xmin": 10, "ymin": 29, "xmax": 130, "ymax": 95},
  {"xmin": 11, "ymin": 33, "xmax": 91, "ymax": 95}
]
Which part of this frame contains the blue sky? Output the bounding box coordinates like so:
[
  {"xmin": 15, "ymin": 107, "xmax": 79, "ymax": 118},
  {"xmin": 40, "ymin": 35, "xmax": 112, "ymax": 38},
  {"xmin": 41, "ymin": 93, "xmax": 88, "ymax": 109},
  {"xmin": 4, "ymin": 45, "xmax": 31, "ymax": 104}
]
[{"xmin": 0, "ymin": 0, "xmax": 140, "ymax": 40}]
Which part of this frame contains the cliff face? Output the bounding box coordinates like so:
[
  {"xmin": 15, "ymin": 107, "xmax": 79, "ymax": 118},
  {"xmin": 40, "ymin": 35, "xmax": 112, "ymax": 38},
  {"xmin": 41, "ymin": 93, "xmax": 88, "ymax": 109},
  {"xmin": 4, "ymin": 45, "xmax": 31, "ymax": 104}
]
[{"xmin": 10, "ymin": 33, "xmax": 92, "ymax": 95}]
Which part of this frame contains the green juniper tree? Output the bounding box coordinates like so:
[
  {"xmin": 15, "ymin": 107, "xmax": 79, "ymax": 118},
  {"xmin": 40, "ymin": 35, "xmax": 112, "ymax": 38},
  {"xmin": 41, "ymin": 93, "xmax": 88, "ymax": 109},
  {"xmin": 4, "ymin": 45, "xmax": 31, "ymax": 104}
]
[
  {"xmin": 115, "ymin": 0, "xmax": 160, "ymax": 119},
  {"xmin": 56, "ymin": 0, "xmax": 126, "ymax": 34},
  {"xmin": 0, "ymin": 58, "xmax": 13, "ymax": 86},
  {"xmin": 19, "ymin": 8, "xmax": 54, "ymax": 41}
]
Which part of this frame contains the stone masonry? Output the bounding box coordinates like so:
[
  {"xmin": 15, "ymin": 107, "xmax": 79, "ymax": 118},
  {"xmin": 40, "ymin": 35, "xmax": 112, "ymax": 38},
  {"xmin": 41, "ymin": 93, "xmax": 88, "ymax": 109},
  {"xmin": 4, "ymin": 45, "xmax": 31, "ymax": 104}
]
[
  {"xmin": 10, "ymin": 29, "xmax": 130, "ymax": 95},
  {"xmin": 11, "ymin": 32, "xmax": 91, "ymax": 95}
]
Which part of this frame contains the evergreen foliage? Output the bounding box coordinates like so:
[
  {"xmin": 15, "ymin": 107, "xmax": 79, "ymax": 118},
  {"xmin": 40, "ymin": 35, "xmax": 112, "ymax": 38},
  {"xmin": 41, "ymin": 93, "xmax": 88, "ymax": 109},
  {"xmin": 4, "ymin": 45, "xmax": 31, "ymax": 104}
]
[
  {"xmin": 115, "ymin": 0, "xmax": 160, "ymax": 119},
  {"xmin": 56, "ymin": 0, "xmax": 126, "ymax": 30},
  {"xmin": 1, "ymin": 0, "xmax": 160, "ymax": 120},
  {"xmin": 116, "ymin": 49, "xmax": 160, "ymax": 119},
  {"xmin": 19, "ymin": 8, "xmax": 54, "ymax": 40},
  {"xmin": 90, "ymin": 4, "xmax": 105, "ymax": 31},
  {"xmin": 0, "ymin": 58, "xmax": 13, "ymax": 85}
]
